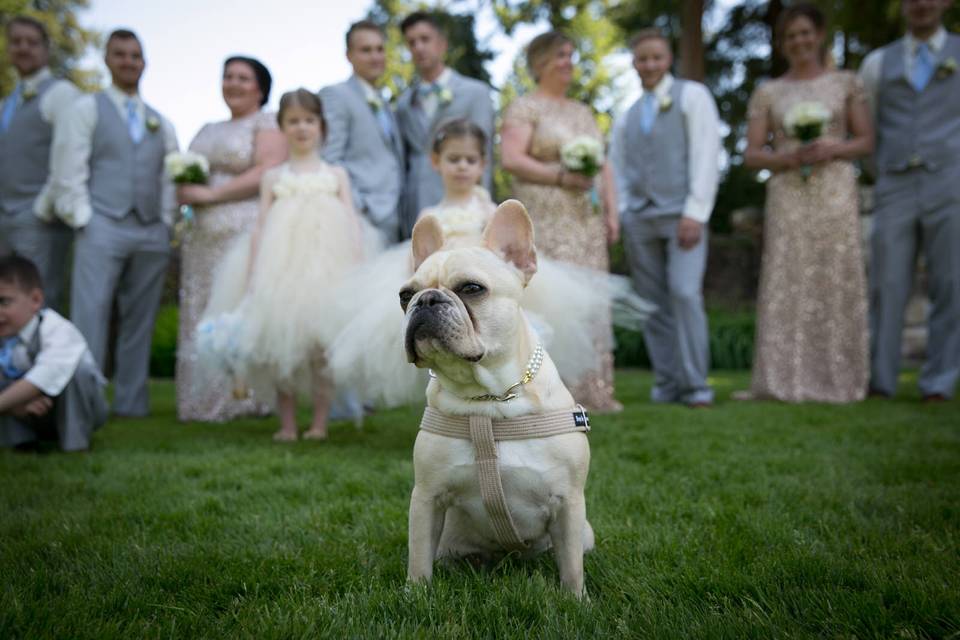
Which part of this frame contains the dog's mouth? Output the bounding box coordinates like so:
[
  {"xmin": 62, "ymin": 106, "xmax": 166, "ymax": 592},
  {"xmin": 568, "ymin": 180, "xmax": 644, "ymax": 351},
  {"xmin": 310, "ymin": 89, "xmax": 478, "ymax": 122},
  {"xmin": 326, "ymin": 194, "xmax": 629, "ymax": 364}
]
[{"xmin": 404, "ymin": 303, "xmax": 484, "ymax": 367}]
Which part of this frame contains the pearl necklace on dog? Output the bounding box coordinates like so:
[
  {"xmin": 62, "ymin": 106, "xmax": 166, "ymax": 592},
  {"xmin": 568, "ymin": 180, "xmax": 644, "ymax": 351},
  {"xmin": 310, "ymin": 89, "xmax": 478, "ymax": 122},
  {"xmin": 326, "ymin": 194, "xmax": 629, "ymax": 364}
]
[{"xmin": 428, "ymin": 343, "xmax": 545, "ymax": 402}]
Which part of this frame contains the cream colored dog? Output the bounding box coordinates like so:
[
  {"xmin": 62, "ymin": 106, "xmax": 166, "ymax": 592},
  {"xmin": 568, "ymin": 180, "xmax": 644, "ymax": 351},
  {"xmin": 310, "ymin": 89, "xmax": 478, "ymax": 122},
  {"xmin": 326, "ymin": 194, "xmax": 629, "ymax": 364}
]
[{"xmin": 401, "ymin": 199, "xmax": 593, "ymax": 597}]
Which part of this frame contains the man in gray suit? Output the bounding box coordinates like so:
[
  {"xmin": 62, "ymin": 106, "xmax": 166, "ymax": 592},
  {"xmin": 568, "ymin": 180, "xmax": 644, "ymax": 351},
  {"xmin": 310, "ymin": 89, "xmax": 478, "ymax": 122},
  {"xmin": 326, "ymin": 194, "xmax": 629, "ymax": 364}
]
[
  {"xmin": 320, "ymin": 20, "xmax": 405, "ymax": 244},
  {"xmin": 859, "ymin": 0, "xmax": 960, "ymax": 402},
  {"xmin": 0, "ymin": 16, "xmax": 81, "ymax": 311},
  {"xmin": 395, "ymin": 11, "xmax": 494, "ymax": 238},
  {"xmin": 610, "ymin": 29, "xmax": 721, "ymax": 408},
  {"xmin": 52, "ymin": 29, "xmax": 178, "ymax": 417}
]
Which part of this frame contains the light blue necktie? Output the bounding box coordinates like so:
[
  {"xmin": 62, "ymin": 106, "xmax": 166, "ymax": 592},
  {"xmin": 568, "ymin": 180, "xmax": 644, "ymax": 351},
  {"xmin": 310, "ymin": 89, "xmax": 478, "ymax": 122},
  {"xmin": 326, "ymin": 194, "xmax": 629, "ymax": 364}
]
[
  {"xmin": 0, "ymin": 336, "xmax": 25, "ymax": 380},
  {"xmin": 375, "ymin": 103, "xmax": 394, "ymax": 140},
  {"xmin": 418, "ymin": 82, "xmax": 439, "ymax": 97},
  {"xmin": 0, "ymin": 82, "xmax": 23, "ymax": 134},
  {"xmin": 640, "ymin": 92, "xmax": 658, "ymax": 134},
  {"xmin": 126, "ymin": 98, "xmax": 143, "ymax": 143},
  {"xmin": 913, "ymin": 42, "xmax": 935, "ymax": 92}
]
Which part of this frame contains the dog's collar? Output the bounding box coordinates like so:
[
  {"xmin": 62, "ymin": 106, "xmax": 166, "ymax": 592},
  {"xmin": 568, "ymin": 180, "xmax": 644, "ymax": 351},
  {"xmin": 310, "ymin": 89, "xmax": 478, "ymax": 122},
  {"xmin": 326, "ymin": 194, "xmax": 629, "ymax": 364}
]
[{"xmin": 428, "ymin": 343, "xmax": 544, "ymax": 402}]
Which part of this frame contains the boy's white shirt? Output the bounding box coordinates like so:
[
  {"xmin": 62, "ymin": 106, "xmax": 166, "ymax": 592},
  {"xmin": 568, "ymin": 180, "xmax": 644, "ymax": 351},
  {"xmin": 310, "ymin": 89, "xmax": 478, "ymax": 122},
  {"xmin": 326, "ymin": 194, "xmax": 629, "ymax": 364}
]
[{"xmin": 14, "ymin": 308, "xmax": 94, "ymax": 396}]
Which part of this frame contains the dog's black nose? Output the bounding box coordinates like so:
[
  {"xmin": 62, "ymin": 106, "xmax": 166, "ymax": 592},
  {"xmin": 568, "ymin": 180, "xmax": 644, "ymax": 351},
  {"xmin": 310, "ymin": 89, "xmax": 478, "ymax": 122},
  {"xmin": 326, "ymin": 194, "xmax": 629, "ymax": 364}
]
[{"xmin": 417, "ymin": 290, "xmax": 450, "ymax": 308}]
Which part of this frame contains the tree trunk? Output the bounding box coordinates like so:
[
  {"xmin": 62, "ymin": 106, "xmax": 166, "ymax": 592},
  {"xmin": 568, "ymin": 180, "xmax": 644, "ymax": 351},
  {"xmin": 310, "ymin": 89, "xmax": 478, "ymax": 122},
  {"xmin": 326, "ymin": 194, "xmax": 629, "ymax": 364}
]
[
  {"xmin": 767, "ymin": 0, "xmax": 788, "ymax": 77},
  {"xmin": 679, "ymin": 0, "xmax": 705, "ymax": 81}
]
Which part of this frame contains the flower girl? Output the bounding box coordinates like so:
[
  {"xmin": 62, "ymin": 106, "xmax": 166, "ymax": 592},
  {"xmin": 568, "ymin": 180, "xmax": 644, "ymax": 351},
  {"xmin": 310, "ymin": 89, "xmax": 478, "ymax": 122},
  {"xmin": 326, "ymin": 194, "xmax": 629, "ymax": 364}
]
[
  {"xmin": 202, "ymin": 89, "xmax": 371, "ymax": 441},
  {"xmin": 322, "ymin": 118, "xmax": 653, "ymax": 408}
]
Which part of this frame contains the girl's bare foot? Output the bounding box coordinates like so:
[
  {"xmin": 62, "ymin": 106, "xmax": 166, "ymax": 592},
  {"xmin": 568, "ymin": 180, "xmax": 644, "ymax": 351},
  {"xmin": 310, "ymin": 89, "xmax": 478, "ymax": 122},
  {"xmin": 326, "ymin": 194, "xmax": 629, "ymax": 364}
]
[
  {"xmin": 272, "ymin": 428, "xmax": 298, "ymax": 442},
  {"xmin": 303, "ymin": 425, "xmax": 327, "ymax": 441}
]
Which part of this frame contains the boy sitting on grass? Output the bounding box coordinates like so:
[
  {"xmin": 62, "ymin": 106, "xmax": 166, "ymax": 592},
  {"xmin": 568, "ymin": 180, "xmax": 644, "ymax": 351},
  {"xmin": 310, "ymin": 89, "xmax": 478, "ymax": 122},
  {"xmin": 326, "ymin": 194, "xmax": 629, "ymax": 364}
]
[{"xmin": 0, "ymin": 254, "xmax": 107, "ymax": 452}]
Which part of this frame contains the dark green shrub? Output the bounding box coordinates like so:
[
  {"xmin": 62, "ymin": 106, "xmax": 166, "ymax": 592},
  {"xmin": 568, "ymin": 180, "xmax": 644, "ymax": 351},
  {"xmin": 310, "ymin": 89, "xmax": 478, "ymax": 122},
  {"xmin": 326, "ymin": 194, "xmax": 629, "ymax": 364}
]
[
  {"xmin": 614, "ymin": 309, "xmax": 755, "ymax": 370},
  {"xmin": 150, "ymin": 306, "xmax": 757, "ymax": 379},
  {"xmin": 150, "ymin": 304, "xmax": 179, "ymax": 378}
]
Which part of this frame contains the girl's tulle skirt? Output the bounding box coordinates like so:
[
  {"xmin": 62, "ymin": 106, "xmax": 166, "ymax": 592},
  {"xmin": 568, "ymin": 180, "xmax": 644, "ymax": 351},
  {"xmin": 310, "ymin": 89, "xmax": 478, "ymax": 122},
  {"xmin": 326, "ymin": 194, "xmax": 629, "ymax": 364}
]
[
  {"xmin": 196, "ymin": 194, "xmax": 380, "ymax": 402},
  {"xmin": 320, "ymin": 241, "xmax": 655, "ymax": 408}
]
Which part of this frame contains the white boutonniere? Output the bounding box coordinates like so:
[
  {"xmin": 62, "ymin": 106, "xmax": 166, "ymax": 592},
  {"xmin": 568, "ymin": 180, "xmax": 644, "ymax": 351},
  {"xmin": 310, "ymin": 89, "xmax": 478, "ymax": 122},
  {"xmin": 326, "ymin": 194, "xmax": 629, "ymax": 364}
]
[
  {"xmin": 146, "ymin": 116, "xmax": 160, "ymax": 133},
  {"xmin": 21, "ymin": 85, "xmax": 38, "ymax": 101},
  {"xmin": 438, "ymin": 87, "xmax": 453, "ymax": 106},
  {"xmin": 658, "ymin": 95, "xmax": 673, "ymax": 112},
  {"xmin": 936, "ymin": 56, "xmax": 958, "ymax": 80},
  {"xmin": 366, "ymin": 95, "xmax": 383, "ymax": 111}
]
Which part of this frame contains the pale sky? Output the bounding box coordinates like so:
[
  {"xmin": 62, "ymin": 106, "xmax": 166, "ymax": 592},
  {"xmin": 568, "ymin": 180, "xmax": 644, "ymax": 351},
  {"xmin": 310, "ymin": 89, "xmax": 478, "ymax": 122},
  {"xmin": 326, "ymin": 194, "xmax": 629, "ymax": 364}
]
[{"xmin": 81, "ymin": 0, "xmax": 547, "ymax": 146}]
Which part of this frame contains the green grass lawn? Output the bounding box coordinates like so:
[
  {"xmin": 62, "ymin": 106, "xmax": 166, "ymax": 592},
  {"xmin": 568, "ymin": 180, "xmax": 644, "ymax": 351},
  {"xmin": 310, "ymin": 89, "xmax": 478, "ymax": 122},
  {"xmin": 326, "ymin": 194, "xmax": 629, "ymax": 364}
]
[{"xmin": 2, "ymin": 371, "xmax": 958, "ymax": 639}]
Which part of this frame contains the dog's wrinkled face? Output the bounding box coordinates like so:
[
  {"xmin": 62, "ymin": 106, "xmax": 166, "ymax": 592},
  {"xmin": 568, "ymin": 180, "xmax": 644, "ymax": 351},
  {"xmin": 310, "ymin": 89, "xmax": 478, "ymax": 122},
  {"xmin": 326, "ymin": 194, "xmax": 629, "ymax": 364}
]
[
  {"xmin": 400, "ymin": 246, "xmax": 525, "ymax": 369},
  {"xmin": 401, "ymin": 200, "xmax": 537, "ymax": 372}
]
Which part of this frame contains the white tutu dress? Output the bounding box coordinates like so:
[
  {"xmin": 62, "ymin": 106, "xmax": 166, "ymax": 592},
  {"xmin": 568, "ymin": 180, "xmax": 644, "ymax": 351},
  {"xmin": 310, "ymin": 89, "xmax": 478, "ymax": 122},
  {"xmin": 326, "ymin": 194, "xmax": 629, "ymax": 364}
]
[
  {"xmin": 321, "ymin": 187, "xmax": 654, "ymax": 408},
  {"xmin": 199, "ymin": 164, "xmax": 374, "ymax": 399}
]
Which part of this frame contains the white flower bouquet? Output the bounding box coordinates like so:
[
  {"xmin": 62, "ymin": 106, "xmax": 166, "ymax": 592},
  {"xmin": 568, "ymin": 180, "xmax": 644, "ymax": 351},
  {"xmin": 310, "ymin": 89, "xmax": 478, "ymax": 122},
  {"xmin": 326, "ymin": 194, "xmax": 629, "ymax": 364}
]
[
  {"xmin": 165, "ymin": 151, "xmax": 209, "ymax": 246},
  {"xmin": 783, "ymin": 101, "xmax": 831, "ymax": 181},
  {"xmin": 560, "ymin": 135, "xmax": 604, "ymax": 178},
  {"xmin": 165, "ymin": 151, "xmax": 209, "ymax": 185}
]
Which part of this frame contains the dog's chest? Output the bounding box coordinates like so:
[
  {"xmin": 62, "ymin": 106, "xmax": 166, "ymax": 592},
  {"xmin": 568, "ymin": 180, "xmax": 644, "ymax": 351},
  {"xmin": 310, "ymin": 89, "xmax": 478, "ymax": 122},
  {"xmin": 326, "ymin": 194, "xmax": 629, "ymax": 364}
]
[{"xmin": 422, "ymin": 437, "xmax": 578, "ymax": 531}]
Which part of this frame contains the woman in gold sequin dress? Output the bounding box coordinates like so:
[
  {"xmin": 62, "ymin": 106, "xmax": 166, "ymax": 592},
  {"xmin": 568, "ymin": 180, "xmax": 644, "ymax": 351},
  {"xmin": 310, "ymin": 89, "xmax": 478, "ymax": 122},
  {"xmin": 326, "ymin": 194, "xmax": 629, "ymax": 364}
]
[
  {"xmin": 501, "ymin": 31, "xmax": 622, "ymax": 412},
  {"xmin": 743, "ymin": 5, "xmax": 874, "ymax": 403},
  {"xmin": 175, "ymin": 57, "xmax": 286, "ymax": 421}
]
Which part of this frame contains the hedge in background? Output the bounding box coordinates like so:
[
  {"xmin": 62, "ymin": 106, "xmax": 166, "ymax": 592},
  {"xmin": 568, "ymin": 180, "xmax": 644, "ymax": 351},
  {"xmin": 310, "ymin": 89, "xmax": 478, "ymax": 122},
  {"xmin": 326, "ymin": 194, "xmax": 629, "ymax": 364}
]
[
  {"xmin": 614, "ymin": 309, "xmax": 756, "ymax": 370},
  {"xmin": 149, "ymin": 305, "xmax": 757, "ymax": 378},
  {"xmin": 150, "ymin": 304, "xmax": 179, "ymax": 378}
]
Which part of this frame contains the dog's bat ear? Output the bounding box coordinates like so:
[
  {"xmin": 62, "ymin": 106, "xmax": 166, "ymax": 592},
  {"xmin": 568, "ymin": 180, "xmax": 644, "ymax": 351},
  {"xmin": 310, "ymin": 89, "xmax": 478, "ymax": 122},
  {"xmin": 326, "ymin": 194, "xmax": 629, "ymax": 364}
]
[
  {"xmin": 411, "ymin": 215, "xmax": 445, "ymax": 271},
  {"xmin": 484, "ymin": 199, "xmax": 537, "ymax": 285}
]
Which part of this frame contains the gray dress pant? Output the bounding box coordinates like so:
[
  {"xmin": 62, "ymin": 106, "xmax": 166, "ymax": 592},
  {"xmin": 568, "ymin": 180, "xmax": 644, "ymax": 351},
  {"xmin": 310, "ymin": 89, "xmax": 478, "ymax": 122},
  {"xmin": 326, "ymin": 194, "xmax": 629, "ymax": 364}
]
[
  {"xmin": 870, "ymin": 177, "xmax": 960, "ymax": 398},
  {"xmin": 0, "ymin": 357, "xmax": 107, "ymax": 451},
  {"xmin": 0, "ymin": 208, "xmax": 73, "ymax": 311},
  {"xmin": 622, "ymin": 214, "xmax": 713, "ymax": 404},
  {"xmin": 71, "ymin": 213, "xmax": 170, "ymax": 416}
]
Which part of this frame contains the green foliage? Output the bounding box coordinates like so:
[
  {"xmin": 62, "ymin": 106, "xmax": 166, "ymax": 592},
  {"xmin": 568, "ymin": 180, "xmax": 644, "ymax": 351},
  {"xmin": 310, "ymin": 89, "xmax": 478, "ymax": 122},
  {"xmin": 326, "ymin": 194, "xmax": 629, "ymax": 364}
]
[
  {"xmin": 615, "ymin": 308, "xmax": 756, "ymax": 370},
  {"xmin": 0, "ymin": 0, "xmax": 101, "ymax": 95},
  {"xmin": 366, "ymin": 0, "xmax": 495, "ymax": 100},
  {"xmin": 150, "ymin": 305, "xmax": 178, "ymax": 378},
  {"xmin": 2, "ymin": 375, "xmax": 958, "ymax": 637},
  {"xmin": 492, "ymin": 0, "xmax": 624, "ymax": 127},
  {"xmin": 150, "ymin": 305, "xmax": 758, "ymax": 378}
]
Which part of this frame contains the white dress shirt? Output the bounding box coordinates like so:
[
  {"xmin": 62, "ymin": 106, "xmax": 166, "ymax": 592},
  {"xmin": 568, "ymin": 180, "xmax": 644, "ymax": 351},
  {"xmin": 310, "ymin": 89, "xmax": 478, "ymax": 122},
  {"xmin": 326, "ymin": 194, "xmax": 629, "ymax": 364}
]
[
  {"xmin": 49, "ymin": 84, "xmax": 179, "ymax": 228},
  {"xmin": 16, "ymin": 309, "xmax": 96, "ymax": 397},
  {"xmin": 858, "ymin": 26, "xmax": 948, "ymax": 118},
  {"xmin": 417, "ymin": 67, "xmax": 452, "ymax": 121},
  {"xmin": 357, "ymin": 76, "xmax": 385, "ymax": 107},
  {"xmin": 609, "ymin": 73, "xmax": 721, "ymax": 223},
  {"xmin": 0, "ymin": 67, "xmax": 82, "ymax": 219}
]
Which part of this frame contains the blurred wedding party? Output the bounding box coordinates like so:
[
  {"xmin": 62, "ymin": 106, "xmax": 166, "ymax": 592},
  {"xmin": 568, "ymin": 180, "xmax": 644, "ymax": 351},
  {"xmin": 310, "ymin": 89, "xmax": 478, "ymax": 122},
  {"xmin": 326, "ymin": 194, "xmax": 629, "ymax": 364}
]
[{"xmin": 1, "ymin": 0, "xmax": 958, "ymax": 452}]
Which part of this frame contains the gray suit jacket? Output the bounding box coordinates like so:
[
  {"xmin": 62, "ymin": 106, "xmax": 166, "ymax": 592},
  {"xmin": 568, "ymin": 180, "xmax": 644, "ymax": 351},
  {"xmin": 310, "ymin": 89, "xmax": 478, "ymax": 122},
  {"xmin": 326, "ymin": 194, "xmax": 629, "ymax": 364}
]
[
  {"xmin": 395, "ymin": 70, "xmax": 494, "ymax": 238},
  {"xmin": 319, "ymin": 75, "xmax": 404, "ymax": 241}
]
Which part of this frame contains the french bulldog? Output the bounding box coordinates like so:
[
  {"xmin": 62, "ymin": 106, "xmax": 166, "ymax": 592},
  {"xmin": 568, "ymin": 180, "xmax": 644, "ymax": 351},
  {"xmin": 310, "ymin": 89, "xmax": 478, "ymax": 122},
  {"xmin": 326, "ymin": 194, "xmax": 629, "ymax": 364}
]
[{"xmin": 400, "ymin": 199, "xmax": 593, "ymax": 597}]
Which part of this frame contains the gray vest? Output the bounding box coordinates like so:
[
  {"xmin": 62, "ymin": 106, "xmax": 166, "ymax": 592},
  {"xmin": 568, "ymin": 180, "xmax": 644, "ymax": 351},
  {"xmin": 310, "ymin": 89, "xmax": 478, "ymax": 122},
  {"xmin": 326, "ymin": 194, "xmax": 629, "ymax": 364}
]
[
  {"xmin": 0, "ymin": 76, "xmax": 57, "ymax": 216},
  {"xmin": 0, "ymin": 316, "xmax": 41, "ymax": 390},
  {"xmin": 89, "ymin": 92, "xmax": 165, "ymax": 224},
  {"xmin": 876, "ymin": 34, "xmax": 960, "ymax": 186},
  {"xmin": 621, "ymin": 80, "xmax": 689, "ymax": 218}
]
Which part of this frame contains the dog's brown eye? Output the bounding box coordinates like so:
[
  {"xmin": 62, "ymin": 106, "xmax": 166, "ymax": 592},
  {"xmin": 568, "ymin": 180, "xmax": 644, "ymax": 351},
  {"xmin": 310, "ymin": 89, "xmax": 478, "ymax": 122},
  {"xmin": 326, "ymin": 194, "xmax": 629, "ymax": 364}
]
[
  {"xmin": 399, "ymin": 288, "xmax": 415, "ymax": 310},
  {"xmin": 458, "ymin": 282, "xmax": 486, "ymax": 296}
]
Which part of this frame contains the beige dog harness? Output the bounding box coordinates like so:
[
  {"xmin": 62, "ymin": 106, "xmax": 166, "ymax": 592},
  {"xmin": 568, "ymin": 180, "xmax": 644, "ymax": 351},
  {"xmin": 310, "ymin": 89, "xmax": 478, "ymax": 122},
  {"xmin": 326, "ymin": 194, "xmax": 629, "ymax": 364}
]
[{"xmin": 419, "ymin": 406, "xmax": 590, "ymax": 551}]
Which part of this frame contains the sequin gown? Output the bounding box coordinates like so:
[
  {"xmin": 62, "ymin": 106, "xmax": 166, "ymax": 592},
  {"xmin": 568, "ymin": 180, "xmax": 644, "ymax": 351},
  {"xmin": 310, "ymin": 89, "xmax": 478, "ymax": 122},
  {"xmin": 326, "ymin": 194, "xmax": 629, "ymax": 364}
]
[
  {"xmin": 176, "ymin": 111, "xmax": 278, "ymax": 421},
  {"xmin": 747, "ymin": 71, "xmax": 868, "ymax": 403},
  {"xmin": 503, "ymin": 94, "xmax": 619, "ymax": 412}
]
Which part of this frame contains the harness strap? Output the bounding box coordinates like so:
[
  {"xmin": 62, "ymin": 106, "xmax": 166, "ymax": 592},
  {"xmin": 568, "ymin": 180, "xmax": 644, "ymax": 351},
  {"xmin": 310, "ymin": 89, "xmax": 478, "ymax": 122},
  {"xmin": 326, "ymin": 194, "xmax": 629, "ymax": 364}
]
[
  {"xmin": 419, "ymin": 406, "xmax": 590, "ymax": 551},
  {"xmin": 419, "ymin": 407, "xmax": 590, "ymax": 440}
]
